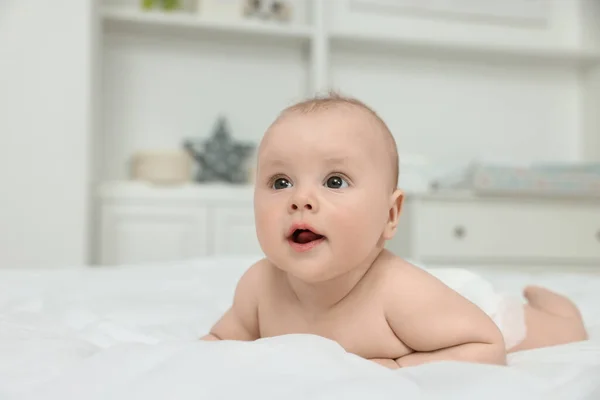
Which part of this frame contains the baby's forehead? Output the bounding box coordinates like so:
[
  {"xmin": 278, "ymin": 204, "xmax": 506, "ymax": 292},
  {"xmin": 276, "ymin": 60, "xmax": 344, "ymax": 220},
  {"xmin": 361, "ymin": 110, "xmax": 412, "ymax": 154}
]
[
  {"xmin": 258, "ymin": 101, "xmax": 399, "ymax": 188},
  {"xmin": 261, "ymin": 106, "xmax": 385, "ymax": 150},
  {"xmin": 259, "ymin": 113, "xmax": 391, "ymax": 179}
]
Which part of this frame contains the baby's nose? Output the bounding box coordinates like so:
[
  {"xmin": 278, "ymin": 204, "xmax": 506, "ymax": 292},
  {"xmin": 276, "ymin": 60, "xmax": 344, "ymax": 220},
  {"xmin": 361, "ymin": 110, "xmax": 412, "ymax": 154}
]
[
  {"xmin": 290, "ymin": 200, "xmax": 313, "ymax": 211},
  {"xmin": 289, "ymin": 191, "xmax": 318, "ymax": 213}
]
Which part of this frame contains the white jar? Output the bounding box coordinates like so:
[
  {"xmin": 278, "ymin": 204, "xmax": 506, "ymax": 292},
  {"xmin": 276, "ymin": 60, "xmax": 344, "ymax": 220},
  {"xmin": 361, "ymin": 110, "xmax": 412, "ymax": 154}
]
[{"xmin": 130, "ymin": 150, "xmax": 193, "ymax": 185}]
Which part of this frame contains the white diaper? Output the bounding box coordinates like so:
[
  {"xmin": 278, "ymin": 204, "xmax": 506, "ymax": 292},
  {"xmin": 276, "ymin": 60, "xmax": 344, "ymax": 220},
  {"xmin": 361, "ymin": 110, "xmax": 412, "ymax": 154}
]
[{"xmin": 425, "ymin": 268, "xmax": 527, "ymax": 350}]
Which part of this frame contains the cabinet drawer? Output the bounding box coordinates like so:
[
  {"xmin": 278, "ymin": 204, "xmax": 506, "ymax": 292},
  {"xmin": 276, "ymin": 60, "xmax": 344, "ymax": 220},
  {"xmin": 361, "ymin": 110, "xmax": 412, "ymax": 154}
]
[
  {"xmin": 414, "ymin": 200, "xmax": 600, "ymax": 262},
  {"xmin": 213, "ymin": 206, "xmax": 263, "ymax": 256},
  {"xmin": 100, "ymin": 204, "xmax": 209, "ymax": 265}
]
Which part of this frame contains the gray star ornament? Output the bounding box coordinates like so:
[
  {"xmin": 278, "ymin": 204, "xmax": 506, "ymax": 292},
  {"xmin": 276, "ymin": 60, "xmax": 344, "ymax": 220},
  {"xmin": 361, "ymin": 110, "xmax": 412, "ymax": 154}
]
[{"xmin": 183, "ymin": 117, "xmax": 256, "ymax": 184}]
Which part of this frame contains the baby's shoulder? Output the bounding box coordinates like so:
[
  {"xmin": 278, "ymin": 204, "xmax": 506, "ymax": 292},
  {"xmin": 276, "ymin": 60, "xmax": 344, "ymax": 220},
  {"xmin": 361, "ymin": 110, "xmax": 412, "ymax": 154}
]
[
  {"xmin": 234, "ymin": 258, "xmax": 278, "ymax": 299},
  {"xmin": 371, "ymin": 251, "xmax": 442, "ymax": 293},
  {"xmin": 238, "ymin": 258, "xmax": 277, "ymax": 285},
  {"xmin": 373, "ymin": 251, "xmax": 425, "ymax": 279}
]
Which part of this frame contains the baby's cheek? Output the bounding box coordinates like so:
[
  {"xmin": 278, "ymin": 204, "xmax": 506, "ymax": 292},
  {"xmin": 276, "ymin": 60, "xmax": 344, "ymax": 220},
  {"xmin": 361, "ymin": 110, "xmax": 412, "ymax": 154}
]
[
  {"xmin": 255, "ymin": 215, "xmax": 279, "ymax": 257},
  {"xmin": 332, "ymin": 206, "xmax": 372, "ymax": 239},
  {"xmin": 255, "ymin": 203, "xmax": 277, "ymax": 237},
  {"xmin": 335, "ymin": 202, "xmax": 386, "ymax": 240}
]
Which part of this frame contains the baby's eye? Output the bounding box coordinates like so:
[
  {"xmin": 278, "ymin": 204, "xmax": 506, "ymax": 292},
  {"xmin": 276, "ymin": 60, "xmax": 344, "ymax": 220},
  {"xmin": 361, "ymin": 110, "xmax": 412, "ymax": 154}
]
[
  {"xmin": 272, "ymin": 177, "xmax": 292, "ymax": 190},
  {"xmin": 325, "ymin": 175, "xmax": 349, "ymax": 189}
]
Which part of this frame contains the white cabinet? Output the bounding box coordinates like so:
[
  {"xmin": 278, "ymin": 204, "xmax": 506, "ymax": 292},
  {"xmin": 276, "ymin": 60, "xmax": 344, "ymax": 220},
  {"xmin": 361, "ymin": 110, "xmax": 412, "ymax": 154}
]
[
  {"xmin": 101, "ymin": 204, "xmax": 209, "ymax": 265},
  {"xmin": 213, "ymin": 206, "xmax": 262, "ymax": 256},
  {"xmin": 97, "ymin": 182, "xmax": 259, "ymax": 265},
  {"xmin": 98, "ymin": 183, "xmax": 600, "ymax": 268},
  {"xmin": 390, "ymin": 193, "xmax": 600, "ymax": 267}
]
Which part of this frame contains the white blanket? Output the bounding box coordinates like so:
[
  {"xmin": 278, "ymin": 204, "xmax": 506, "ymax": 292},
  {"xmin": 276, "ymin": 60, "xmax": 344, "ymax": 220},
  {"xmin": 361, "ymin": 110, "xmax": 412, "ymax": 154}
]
[{"xmin": 1, "ymin": 257, "xmax": 599, "ymax": 400}]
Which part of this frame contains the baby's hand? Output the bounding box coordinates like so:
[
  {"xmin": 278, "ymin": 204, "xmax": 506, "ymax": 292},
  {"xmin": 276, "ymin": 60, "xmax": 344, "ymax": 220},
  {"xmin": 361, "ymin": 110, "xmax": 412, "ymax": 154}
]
[
  {"xmin": 200, "ymin": 334, "xmax": 221, "ymax": 341},
  {"xmin": 369, "ymin": 358, "xmax": 399, "ymax": 369}
]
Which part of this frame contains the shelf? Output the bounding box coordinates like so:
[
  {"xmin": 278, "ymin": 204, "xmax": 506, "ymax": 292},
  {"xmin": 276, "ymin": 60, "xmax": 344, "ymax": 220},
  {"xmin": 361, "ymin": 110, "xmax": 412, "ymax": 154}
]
[
  {"xmin": 98, "ymin": 181, "xmax": 255, "ymax": 202},
  {"xmin": 331, "ymin": 30, "xmax": 600, "ymax": 67},
  {"xmin": 102, "ymin": 7, "xmax": 600, "ymax": 67},
  {"xmin": 102, "ymin": 7, "xmax": 313, "ymax": 46}
]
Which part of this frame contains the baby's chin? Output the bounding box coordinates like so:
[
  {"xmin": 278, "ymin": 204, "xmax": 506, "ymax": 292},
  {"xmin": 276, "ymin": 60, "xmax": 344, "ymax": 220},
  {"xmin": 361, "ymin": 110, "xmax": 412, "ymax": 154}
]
[{"xmin": 272, "ymin": 258, "xmax": 351, "ymax": 284}]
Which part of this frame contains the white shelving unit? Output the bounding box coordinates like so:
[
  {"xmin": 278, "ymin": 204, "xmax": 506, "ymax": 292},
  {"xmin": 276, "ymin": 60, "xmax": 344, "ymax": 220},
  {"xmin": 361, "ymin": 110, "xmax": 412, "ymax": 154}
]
[
  {"xmin": 100, "ymin": 2, "xmax": 600, "ymax": 97},
  {"xmin": 101, "ymin": 2, "xmax": 325, "ymax": 93},
  {"xmin": 330, "ymin": 29, "xmax": 600, "ymax": 67},
  {"xmin": 95, "ymin": 0, "xmax": 600, "ymax": 187},
  {"xmin": 96, "ymin": 0, "xmax": 600, "ymax": 180},
  {"xmin": 102, "ymin": 6, "xmax": 314, "ymax": 45},
  {"xmin": 93, "ymin": 0, "xmax": 600, "ymax": 265}
]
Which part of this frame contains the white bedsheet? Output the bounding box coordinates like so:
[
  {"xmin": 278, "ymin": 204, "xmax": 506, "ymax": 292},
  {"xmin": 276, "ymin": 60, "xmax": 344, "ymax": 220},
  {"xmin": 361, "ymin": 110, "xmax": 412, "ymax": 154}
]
[{"xmin": 1, "ymin": 256, "xmax": 599, "ymax": 400}]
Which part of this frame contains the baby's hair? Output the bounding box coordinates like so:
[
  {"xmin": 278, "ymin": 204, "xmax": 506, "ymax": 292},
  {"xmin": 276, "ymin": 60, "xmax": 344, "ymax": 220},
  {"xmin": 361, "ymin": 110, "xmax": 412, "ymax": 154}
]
[{"xmin": 278, "ymin": 91, "xmax": 399, "ymax": 190}]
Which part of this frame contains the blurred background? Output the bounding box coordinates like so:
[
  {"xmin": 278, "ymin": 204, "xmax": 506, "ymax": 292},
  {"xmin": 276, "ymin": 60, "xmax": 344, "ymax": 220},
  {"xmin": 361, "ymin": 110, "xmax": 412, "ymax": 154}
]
[{"xmin": 1, "ymin": 0, "xmax": 600, "ymax": 270}]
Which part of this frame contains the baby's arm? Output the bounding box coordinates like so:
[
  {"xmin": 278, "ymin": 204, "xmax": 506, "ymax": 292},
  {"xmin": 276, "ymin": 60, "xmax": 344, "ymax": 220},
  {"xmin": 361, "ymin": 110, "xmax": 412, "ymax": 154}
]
[
  {"xmin": 200, "ymin": 261, "xmax": 264, "ymax": 341},
  {"xmin": 385, "ymin": 264, "xmax": 506, "ymax": 368}
]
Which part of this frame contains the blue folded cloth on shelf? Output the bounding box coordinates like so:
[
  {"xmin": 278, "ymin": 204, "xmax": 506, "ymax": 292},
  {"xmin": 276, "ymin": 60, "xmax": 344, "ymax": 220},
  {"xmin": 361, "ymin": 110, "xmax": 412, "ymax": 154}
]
[{"xmin": 430, "ymin": 162, "xmax": 600, "ymax": 197}]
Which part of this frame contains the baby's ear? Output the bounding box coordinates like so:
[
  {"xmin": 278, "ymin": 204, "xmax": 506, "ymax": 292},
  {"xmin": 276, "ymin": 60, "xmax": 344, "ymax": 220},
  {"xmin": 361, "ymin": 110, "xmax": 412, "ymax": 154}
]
[{"xmin": 383, "ymin": 189, "xmax": 404, "ymax": 240}]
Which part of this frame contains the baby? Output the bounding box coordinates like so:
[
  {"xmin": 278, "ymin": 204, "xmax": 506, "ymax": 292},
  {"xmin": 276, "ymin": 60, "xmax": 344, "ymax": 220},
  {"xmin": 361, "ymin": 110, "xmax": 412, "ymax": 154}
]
[{"xmin": 201, "ymin": 94, "xmax": 588, "ymax": 369}]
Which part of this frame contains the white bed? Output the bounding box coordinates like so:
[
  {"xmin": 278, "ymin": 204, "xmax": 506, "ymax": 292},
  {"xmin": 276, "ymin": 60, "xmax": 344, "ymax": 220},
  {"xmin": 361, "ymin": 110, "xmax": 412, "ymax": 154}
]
[{"xmin": 1, "ymin": 256, "xmax": 599, "ymax": 400}]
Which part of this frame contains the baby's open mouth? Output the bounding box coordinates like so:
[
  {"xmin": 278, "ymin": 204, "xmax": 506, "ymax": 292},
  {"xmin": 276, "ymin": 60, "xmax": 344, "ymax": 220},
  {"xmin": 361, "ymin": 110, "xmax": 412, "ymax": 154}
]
[{"xmin": 291, "ymin": 229, "xmax": 325, "ymax": 244}]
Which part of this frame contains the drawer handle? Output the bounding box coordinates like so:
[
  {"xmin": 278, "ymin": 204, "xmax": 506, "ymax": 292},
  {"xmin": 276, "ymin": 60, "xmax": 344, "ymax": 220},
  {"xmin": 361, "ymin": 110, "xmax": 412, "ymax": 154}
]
[
  {"xmin": 453, "ymin": 226, "xmax": 466, "ymax": 239},
  {"xmin": 596, "ymin": 230, "xmax": 600, "ymax": 242}
]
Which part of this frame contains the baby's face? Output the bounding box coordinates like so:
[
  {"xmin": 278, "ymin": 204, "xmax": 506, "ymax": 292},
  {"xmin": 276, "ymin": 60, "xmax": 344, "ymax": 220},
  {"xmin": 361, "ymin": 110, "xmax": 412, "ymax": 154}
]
[{"xmin": 254, "ymin": 107, "xmax": 397, "ymax": 283}]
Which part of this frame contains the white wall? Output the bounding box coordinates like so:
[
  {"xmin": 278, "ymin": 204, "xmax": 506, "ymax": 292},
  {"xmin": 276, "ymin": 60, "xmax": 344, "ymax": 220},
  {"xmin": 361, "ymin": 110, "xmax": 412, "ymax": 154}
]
[{"xmin": 0, "ymin": 1, "xmax": 95, "ymax": 268}]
